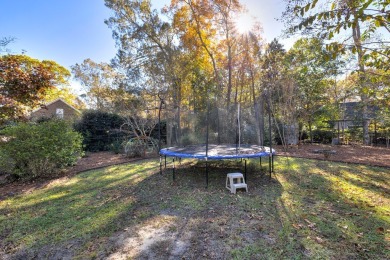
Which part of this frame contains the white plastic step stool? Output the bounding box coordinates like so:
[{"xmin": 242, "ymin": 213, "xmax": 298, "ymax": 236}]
[{"xmin": 226, "ymin": 172, "xmax": 248, "ymax": 194}]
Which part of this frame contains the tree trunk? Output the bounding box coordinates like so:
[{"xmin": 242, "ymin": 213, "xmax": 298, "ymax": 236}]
[{"xmin": 352, "ymin": 9, "xmax": 370, "ymax": 145}]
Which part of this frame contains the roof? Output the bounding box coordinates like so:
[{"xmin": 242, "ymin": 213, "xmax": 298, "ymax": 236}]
[
  {"xmin": 341, "ymin": 101, "xmax": 378, "ymax": 120},
  {"xmin": 31, "ymin": 98, "xmax": 80, "ymax": 114}
]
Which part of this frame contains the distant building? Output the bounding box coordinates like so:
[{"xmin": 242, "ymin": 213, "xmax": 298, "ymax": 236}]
[
  {"xmin": 333, "ymin": 101, "xmax": 378, "ymax": 130},
  {"xmin": 30, "ymin": 98, "xmax": 80, "ymax": 121}
]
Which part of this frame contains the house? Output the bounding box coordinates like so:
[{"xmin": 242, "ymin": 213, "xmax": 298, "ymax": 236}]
[
  {"xmin": 333, "ymin": 101, "xmax": 379, "ymax": 130},
  {"xmin": 30, "ymin": 98, "xmax": 80, "ymax": 121}
]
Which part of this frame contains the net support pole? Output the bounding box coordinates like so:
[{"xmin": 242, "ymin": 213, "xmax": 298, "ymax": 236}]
[
  {"xmin": 260, "ymin": 157, "xmax": 262, "ymax": 167},
  {"xmin": 236, "ymin": 103, "xmax": 241, "ymax": 154},
  {"xmin": 158, "ymin": 93, "xmax": 164, "ymax": 160},
  {"xmin": 268, "ymin": 90, "xmax": 273, "ymax": 180},
  {"xmin": 206, "ymin": 158, "xmax": 209, "ymax": 188},
  {"xmin": 269, "ymin": 155, "xmax": 272, "ymax": 179},
  {"xmin": 205, "ymin": 87, "xmax": 210, "ymax": 188},
  {"xmin": 244, "ymin": 159, "xmax": 247, "ymax": 182},
  {"xmin": 159, "ymin": 155, "xmax": 162, "ymax": 175}
]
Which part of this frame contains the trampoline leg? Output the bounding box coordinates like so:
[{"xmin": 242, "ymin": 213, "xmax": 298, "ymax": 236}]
[
  {"xmin": 165, "ymin": 155, "xmax": 167, "ymax": 169},
  {"xmin": 269, "ymin": 154, "xmax": 272, "ymax": 180},
  {"xmin": 159, "ymin": 155, "xmax": 162, "ymax": 175},
  {"xmin": 260, "ymin": 157, "xmax": 262, "ymax": 168},
  {"xmin": 272, "ymin": 155, "xmax": 275, "ymax": 173},
  {"xmin": 173, "ymin": 158, "xmax": 175, "ymax": 182},
  {"xmin": 244, "ymin": 159, "xmax": 247, "ymax": 182},
  {"xmin": 206, "ymin": 159, "xmax": 209, "ymax": 188}
]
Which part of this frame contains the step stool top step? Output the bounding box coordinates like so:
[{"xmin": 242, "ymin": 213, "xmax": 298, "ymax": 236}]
[{"xmin": 227, "ymin": 172, "xmax": 243, "ymax": 178}]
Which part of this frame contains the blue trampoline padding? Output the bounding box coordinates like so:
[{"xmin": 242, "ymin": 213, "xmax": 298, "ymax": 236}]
[{"xmin": 159, "ymin": 144, "xmax": 275, "ymax": 160}]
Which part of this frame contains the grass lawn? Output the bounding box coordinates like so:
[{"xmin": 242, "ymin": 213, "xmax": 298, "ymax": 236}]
[{"xmin": 0, "ymin": 157, "xmax": 389, "ymax": 259}]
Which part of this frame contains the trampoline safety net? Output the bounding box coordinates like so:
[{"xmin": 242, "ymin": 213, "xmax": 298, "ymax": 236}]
[{"xmin": 159, "ymin": 95, "xmax": 275, "ymax": 159}]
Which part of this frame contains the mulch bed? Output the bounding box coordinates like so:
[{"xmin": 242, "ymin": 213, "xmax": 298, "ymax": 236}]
[
  {"xmin": 274, "ymin": 144, "xmax": 390, "ymax": 168},
  {"xmin": 1, "ymin": 144, "xmax": 389, "ymax": 201}
]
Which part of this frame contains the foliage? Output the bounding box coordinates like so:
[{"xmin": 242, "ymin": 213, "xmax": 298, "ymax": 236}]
[
  {"xmin": 345, "ymin": 126, "xmax": 364, "ymax": 143},
  {"xmin": 41, "ymin": 86, "xmax": 85, "ymax": 110},
  {"xmin": 104, "ymin": 0, "xmax": 269, "ymax": 146},
  {"xmin": 311, "ymin": 128, "xmax": 333, "ymax": 143},
  {"xmin": 284, "ymin": 0, "xmax": 389, "ymax": 69},
  {"xmin": 0, "ymin": 54, "xmax": 70, "ymax": 124},
  {"xmin": 262, "ymin": 39, "xmax": 298, "ymax": 146},
  {"xmin": 0, "ymin": 37, "xmax": 15, "ymax": 53},
  {"xmin": 110, "ymin": 139, "xmax": 124, "ymax": 154},
  {"xmin": 286, "ymin": 38, "xmax": 343, "ymax": 142},
  {"xmin": 71, "ymin": 58, "xmax": 132, "ymax": 112},
  {"xmin": 0, "ymin": 119, "xmax": 83, "ymax": 178},
  {"xmin": 283, "ymin": 0, "xmax": 390, "ymax": 145},
  {"xmin": 74, "ymin": 110, "xmax": 126, "ymax": 152},
  {"xmin": 124, "ymin": 136, "xmax": 158, "ymax": 157}
]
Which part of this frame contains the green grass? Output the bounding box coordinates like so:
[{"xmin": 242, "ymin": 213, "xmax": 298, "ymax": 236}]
[{"xmin": 0, "ymin": 157, "xmax": 389, "ymax": 259}]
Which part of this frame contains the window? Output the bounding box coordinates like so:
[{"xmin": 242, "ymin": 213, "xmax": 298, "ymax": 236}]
[{"xmin": 56, "ymin": 108, "xmax": 64, "ymax": 119}]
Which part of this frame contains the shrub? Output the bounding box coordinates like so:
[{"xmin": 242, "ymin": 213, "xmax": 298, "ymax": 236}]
[
  {"xmin": 124, "ymin": 137, "xmax": 158, "ymax": 157},
  {"xmin": 311, "ymin": 129, "xmax": 333, "ymax": 143},
  {"xmin": 110, "ymin": 139, "xmax": 124, "ymax": 154},
  {"xmin": 74, "ymin": 110, "xmax": 126, "ymax": 152},
  {"xmin": 0, "ymin": 119, "xmax": 83, "ymax": 179}
]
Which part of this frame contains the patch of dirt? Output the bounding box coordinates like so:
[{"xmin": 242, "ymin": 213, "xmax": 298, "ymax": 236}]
[{"xmin": 106, "ymin": 217, "xmax": 192, "ymax": 260}]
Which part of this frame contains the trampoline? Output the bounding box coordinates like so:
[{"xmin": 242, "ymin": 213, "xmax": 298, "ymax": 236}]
[
  {"xmin": 159, "ymin": 144, "xmax": 276, "ymax": 186},
  {"xmin": 156, "ymin": 89, "xmax": 277, "ymax": 188}
]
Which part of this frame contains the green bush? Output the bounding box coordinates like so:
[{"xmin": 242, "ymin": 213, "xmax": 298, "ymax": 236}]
[
  {"xmin": 74, "ymin": 110, "xmax": 126, "ymax": 152},
  {"xmin": 311, "ymin": 129, "xmax": 333, "ymax": 143},
  {"xmin": 0, "ymin": 119, "xmax": 83, "ymax": 179},
  {"xmin": 124, "ymin": 137, "xmax": 158, "ymax": 157}
]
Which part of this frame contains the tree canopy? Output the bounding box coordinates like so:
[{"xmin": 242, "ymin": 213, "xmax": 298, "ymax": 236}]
[
  {"xmin": 0, "ymin": 54, "xmax": 70, "ymax": 124},
  {"xmin": 70, "ymin": 0, "xmax": 390, "ymax": 146},
  {"xmin": 282, "ymin": 0, "xmax": 390, "ymax": 144}
]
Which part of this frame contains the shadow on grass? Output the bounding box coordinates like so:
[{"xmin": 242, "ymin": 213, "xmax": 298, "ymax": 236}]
[
  {"xmin": 0, "ymin": 157, "xmax": 389, "ymax": 259},
  {"xmin": 276, "ymin": 157, "xmax": 389, "ymax": 259}
]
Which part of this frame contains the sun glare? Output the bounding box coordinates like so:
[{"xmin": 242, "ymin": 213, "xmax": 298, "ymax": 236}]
[{"xmin": 235, "ymin": 14, "xmax": 255, "ymax": 34}]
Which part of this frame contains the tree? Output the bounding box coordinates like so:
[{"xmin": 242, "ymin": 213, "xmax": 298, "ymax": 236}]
[
  {"xmin": 170, "ymin": 0, "xmax": 264, "ymax": 143},
  {"xmin": 235, "ymin": 29, "xmax": 265, "ymax": 144},
  {"xmin": 283, "ymin": 0, "xmax": 390, "ymax": 144},
  {"xmin": 287, "ymin": 38, "xmax": 342, "ymax": 142},
  {"xmin": 0, "ymin": 55, "xmax": 70, "ymax": 124},
  {"xmin": 104, "ymin": 0, "xmax": 266, "ymax": 145},
  {"xmin": 72, "ymin": 59, "xmax": 119, "ymax": 110},
  {"xmin": 0, "ymin": 37, "xmax": 15, "ymax": 54},
  {"xmin": 41, "ymin": 86, "xmax": 85, "ymax": 110},
  {"xmin": 105, "ymin": 0, "xmax": 197, "ymax": 145},
  {"xmin": 262, "ymin": 39, "xmax": 299, "ymax": 146}
]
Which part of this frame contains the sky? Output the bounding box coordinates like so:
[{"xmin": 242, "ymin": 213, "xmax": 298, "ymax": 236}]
[{"xmin": 0, "ymin": 0, "xmax": 289, "ymax": 92}]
